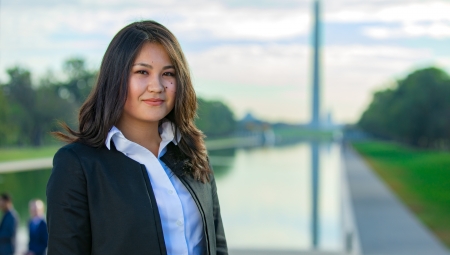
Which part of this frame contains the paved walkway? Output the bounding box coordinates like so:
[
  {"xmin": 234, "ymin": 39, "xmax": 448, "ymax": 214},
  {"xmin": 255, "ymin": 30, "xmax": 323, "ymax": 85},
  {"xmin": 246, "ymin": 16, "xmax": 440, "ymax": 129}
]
[{"xmin": 343, "ymin": 146, "xmax": 450, "ymax": 255}]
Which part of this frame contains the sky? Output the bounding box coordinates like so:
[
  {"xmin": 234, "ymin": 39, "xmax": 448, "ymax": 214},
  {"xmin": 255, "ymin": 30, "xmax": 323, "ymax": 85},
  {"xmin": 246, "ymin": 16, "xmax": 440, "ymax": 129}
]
[{"xmin": 1, "ymin": 0, "xmax": 450, "ymax": 124}]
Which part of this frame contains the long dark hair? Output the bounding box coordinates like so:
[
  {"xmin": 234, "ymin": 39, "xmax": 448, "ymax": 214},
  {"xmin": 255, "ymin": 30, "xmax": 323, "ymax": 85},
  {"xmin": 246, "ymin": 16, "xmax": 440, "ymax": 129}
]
[{"xmin": 54, "ymin": 20, "xmax": 211, "ymax": 182}]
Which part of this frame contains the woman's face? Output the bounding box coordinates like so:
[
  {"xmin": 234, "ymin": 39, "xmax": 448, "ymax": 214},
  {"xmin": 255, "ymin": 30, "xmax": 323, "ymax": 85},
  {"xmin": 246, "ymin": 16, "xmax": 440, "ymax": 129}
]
[{"xmin": 122, "ymin": 42, "xmax": 177, "ymax": 125}]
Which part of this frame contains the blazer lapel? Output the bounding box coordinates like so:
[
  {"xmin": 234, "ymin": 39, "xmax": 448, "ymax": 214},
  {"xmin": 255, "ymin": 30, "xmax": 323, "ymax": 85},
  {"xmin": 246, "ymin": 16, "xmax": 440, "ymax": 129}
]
[
  {"xmin": 160, "ymin": 143, "xmax": 211, "ymax": 205},
  {"xmin": 160, "ymin": 143, "xmax": 213, "ymax": 254}
]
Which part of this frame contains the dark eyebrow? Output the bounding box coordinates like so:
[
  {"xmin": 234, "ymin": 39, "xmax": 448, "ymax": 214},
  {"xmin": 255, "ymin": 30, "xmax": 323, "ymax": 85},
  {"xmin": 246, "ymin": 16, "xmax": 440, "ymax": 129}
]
[{"xmin": 133, "ymin": 63, "xmax": 175, "ymax": 70}]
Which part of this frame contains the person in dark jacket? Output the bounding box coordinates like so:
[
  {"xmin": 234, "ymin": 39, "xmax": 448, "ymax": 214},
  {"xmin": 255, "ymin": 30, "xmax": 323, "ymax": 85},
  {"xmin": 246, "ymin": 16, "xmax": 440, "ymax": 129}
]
[
  {"xmin": 0, "ymin": 193, "xmax": 18, "ymax": 255},
  {"xmin": 47, "ymin": 20, "xmax": 227, "ymax": 255},
  {"xmin": 25, "ymin": 200, "xmax": 48, "ymax": 255}
]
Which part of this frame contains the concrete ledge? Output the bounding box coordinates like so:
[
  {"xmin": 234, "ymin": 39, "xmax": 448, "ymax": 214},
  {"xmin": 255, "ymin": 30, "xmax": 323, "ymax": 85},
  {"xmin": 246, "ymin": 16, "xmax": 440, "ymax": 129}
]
[
  {"xmin": 0, "ymin": 157, "xmax": 52, "ymax": 173},
  {"xmin": 230, "ymin": 249, "xmax": 347, "ymax": 255}
]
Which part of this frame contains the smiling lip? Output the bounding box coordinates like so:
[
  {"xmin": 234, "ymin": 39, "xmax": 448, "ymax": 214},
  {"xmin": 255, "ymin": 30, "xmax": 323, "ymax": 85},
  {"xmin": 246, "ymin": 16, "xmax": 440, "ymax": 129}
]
[{"xmin": 143, "ymin": 98, "xmax": 164, "ymax": 106}]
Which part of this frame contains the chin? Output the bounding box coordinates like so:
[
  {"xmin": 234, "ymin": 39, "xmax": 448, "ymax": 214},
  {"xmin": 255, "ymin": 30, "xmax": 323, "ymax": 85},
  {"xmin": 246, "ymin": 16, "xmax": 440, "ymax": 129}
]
[{"xmin": 142, "ymin": 114, "xmax": 168, "ymax": 123}]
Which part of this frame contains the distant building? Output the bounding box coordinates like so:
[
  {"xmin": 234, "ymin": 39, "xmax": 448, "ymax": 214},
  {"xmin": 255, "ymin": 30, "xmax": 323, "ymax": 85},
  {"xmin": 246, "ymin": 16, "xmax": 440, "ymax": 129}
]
[{"xmin": 238, "ymin": 112, "xmax": 270, "ymax": 132}]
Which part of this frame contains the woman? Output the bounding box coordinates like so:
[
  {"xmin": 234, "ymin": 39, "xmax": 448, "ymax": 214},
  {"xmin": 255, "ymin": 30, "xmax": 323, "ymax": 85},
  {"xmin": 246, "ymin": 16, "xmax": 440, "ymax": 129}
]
[{"xmin": 47, "ymin": 20, "xmax": 227, "ymax": 255}]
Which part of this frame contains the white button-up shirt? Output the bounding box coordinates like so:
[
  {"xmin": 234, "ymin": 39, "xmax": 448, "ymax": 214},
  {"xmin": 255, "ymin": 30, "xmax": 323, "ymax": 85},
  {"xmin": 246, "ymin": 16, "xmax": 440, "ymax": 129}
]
[{"xmin": 105, "ymin": 122, "xmax": 204, "ymax": 255}]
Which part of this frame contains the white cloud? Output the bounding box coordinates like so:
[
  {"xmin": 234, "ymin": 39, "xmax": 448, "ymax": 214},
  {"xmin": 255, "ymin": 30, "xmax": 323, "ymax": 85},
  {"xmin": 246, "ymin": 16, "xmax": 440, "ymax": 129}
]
[
  {"xmin": 326, "ymin": 1, "xmax": 450, "ymax": 23},
  {"xmin": 4, "ymin": 0, "xmax": 450, "ymax": 53},
  {"xmin": 364, "ymin": 22, "xmax": 450, "ymax": 39},
  {"xmin": 373, "ymin": 2, "xmax": 450, "ymax": 23},
  {"xmin": 326, "ymin": 1, "xmax": 450, "ymax": 39},
  {"xmin": 188, "ymin": 44, "xmax": 308, "ymax": 87},
  {"xmin": 171, "ymin": 8, "xmax": 310, "ymax": 41},
  {"xmin": 0, "ymin": 1, "xmax": 310, "ymax": 50}
]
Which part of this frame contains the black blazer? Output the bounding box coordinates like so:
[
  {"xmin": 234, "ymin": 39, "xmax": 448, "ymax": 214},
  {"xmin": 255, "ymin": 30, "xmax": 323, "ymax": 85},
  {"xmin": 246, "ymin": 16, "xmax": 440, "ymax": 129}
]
[{"xmin": 46, "ymin": 141, "xmax": 227, "ymax": 255}]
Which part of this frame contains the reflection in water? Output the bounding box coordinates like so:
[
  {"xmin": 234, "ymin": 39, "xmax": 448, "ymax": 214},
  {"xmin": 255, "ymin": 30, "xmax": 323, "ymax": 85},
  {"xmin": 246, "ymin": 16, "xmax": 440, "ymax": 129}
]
[
  {"xmin": 311, "ymin": 141, "xmax": 320, "ymax": 249},
  {"xmin": 214, "ymin": 142, "xmax": 344, "ymax": 252},
  {"xmin": 208, "ymin": 148, "xmax": 236, "ymax": 178}
]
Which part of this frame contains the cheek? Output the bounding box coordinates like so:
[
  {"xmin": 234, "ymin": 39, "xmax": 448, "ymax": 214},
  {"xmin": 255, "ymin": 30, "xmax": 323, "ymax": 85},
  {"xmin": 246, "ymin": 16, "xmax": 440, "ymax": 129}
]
[
  {"xmin": 164, "ymin": 79, "xmax": 176, "ymax": 90},
  {"xmin": 165, "ymin": 83, "xmax": 177, "ymax": 109},
  {"xmin": 165, "ymin": 81, "xmax": 177, "ymax": 96},
  {"xmin": 165, "ymin": 86, "xmax": 176, "ymax": 94},
  {"xmin": 126, "ymin": 79, "xmax": 146, "ymax": 105}
]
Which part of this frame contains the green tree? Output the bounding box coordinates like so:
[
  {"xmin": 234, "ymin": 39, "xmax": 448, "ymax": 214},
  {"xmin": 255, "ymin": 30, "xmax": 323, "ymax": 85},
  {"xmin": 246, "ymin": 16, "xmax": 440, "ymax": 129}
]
[
  {"xmin": 0, "ymin": 89, "xmax": 20, "ymax": 145},
  {"xmin": 2, "ymin": 66, "xmax": 78, "ymax": 146},
  {"xmin": 4, "ymin": 67, "xmax": 36, "ymax": 145},
  {"xmin": 359, "ymin": 67, "xmax": 450, "ymax": 148},
  {"xmin": 61, "ymin": 58, "xmax": 97, "ymax": 105},
  {"xmin": 196, "ymin": 98, "xmax": 236, "ymax": 137}
]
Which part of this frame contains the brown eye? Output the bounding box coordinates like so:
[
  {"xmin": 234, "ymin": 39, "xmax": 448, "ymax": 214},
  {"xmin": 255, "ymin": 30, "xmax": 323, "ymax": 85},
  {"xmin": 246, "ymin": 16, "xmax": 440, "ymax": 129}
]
[{"xmin": 163, "ymin": 72, "xmax": 175, "ymax": 77}]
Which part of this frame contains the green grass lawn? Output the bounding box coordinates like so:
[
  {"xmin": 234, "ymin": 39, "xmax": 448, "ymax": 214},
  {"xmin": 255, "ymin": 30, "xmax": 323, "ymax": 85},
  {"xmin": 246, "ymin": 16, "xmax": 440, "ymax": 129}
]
[
  {"xmin": 353, "ymin": 141, "xmax": 450, "ymax": 248},
  {"xmin": 0, "ymin": 145, "xmax": 61, "ymax": 162}
]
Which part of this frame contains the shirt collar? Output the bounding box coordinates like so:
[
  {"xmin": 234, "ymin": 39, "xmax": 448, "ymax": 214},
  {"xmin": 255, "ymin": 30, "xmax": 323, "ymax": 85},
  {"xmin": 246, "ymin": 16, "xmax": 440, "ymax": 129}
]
[{"xmin": 105, "ymin": 121, "xmax": 182, "ymax": 151}]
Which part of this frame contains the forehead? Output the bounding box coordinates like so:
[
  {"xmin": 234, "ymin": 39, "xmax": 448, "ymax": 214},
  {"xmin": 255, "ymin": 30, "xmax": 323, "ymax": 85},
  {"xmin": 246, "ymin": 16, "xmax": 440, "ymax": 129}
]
[{"xmin": 134, "ymin": 42, "xmax": 172, "ymax": 63}]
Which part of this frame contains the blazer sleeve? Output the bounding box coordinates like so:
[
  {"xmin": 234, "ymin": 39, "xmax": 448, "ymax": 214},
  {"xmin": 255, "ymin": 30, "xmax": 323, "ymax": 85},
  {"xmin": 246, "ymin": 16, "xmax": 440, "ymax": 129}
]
[
  {"xmin": 211, "ymin": 175, "xmax": 228, "ymax": 255},
  {"xmin": 46, "ymin": 147, "xmax": 91, "ymax": 255}
]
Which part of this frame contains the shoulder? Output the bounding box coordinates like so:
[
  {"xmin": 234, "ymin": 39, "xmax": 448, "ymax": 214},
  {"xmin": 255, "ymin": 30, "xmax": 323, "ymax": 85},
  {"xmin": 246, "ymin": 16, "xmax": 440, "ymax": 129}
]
[
  {"xmin": 5, "ymin": 210, "xmax": 18, "ymax": 222},
  {"xmin": 55, "ymin": 142, "xmax": 104, "ymax": 156},
  {"xmin": 53, "ymin": 142, "xmax": 111, "ymax": 163},
  {"xmin": 52, "ymin": 142, "xmax": 108, "ymax": 179},
  {"xmin": 52, "ymin": 141, "xmax": 134, "ymax": 179}
]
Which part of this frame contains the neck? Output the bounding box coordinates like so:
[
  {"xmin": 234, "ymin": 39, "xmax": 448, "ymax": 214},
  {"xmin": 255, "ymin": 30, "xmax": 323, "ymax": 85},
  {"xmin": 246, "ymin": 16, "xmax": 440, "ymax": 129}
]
[{"xmin": 116, "ymin": 118, "xmax": 162, "ymax": 157}]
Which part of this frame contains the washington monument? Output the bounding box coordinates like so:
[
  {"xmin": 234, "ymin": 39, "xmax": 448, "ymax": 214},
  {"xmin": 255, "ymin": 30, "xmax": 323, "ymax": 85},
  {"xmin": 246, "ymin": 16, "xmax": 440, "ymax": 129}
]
[{"xmin": 311, "ymin": 0, "xmax": 321, "ymax": 128}]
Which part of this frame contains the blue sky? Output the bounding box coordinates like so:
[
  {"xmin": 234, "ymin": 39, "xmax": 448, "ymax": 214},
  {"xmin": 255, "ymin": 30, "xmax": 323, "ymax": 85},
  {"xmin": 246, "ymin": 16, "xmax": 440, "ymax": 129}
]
[{"xmin": 1, "ymin": 0, "xmax": 450, "ymax": 123}]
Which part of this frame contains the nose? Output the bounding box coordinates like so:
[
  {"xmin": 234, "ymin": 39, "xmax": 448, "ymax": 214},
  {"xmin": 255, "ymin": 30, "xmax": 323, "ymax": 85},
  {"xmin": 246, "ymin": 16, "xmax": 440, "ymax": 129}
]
[{"xmin": 147, "ymin": 75, "xmax": 164, "ymax": 93}]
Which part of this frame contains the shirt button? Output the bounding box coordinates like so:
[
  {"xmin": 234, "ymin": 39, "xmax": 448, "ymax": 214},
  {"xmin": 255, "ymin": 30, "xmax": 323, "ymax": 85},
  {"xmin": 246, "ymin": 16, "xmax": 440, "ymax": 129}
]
[
  {"xmin": 168, "ymin": 190, "xmax": 174, "ymax": 194},
  {"xmin": 176, "ymin": 220, "xmax": 183, "ymax": 226}
]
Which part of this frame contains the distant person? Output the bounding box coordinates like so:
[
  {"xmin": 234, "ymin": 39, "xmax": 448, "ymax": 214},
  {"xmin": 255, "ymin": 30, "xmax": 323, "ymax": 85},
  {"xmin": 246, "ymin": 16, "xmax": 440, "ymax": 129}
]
[
  {"xmin": 0, "ymin": 193, "xmax": 18, "ymax": 255},
  {"xmin": 25, "ymin": 200, "xmax": 48, "ymax": 255},
  {"xmin": 47, "ymin": 20, "xmax": 227, "ymax": 255}
]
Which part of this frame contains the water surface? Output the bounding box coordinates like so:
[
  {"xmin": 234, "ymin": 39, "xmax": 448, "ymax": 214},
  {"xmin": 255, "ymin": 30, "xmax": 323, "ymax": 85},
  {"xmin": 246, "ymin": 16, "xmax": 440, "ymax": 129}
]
[{"xmin": 210, "ymin": 142, "xmax": 344, "ymax": 252}]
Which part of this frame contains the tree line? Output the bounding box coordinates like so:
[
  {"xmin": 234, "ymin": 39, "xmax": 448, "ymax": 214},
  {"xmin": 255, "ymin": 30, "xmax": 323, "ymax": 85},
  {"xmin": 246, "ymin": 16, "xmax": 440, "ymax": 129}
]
[
  {"xmin": 0, "ymin": 58, "xmax": 236, "ymax": 147},
  {"xmin": 358, "ymin": 67, "xmax": 450, "ymax": 149}
]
